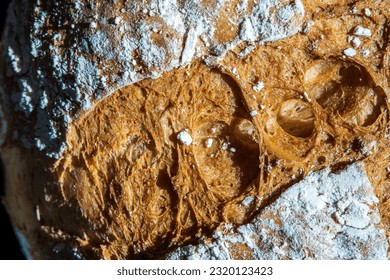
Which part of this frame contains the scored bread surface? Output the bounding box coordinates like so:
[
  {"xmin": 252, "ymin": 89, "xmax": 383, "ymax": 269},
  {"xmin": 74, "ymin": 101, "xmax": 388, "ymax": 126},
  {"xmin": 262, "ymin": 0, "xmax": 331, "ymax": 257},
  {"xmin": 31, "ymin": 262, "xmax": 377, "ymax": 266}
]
[{"xmin": 0, "ymin": 0, "xmax": 389, "ymax": 259}]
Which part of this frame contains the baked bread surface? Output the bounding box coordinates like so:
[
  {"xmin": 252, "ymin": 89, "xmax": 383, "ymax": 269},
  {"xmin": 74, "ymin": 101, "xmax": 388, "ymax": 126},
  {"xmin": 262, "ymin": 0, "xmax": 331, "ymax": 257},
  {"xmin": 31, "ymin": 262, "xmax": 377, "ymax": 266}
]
[{"xmin": 0, "ymin": 0, "xmax": 389, "ymax": 259}]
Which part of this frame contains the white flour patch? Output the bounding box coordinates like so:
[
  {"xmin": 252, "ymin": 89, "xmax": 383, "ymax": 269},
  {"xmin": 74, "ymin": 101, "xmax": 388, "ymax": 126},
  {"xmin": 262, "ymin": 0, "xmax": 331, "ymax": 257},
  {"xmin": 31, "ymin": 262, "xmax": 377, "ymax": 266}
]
[
  {"xmin": 7, "ymin": 46, "xmax": 22, "ymax": 73},
  {"xmin": 177, "ymin": 130, "xmax": 193, "ymax": 146},
  {"xmin": 353, "ymin": 26, "xmax": 372, "ymax": 37},
  {"xmin": 167, "ymin": 163, "xmax": 389, "ymax": 260},
  {"xmin": 253, "ymin": 81, "xmax": 264, "ymax": 92},
  {"xmin": 344, "ymin": 48, "xmax": 357, "ymax": 57},
  {"xmin": 1, "ymin": 0, "xmax": 304, "ymax": 158},
  {"xmin": 242, "ymin": 196, "xmax": 255, "ymax": 207},
  {"xmin": 205, "ymin": 138, "xmax": 213, "ymax": 148}
]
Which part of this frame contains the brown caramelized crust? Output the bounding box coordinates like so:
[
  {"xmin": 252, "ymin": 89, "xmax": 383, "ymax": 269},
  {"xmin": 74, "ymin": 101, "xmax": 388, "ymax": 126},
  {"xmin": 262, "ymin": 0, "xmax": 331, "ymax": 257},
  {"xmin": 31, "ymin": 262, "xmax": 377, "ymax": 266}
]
[{"xmin": 1, "ymin": 0, "xmax": 389, "ymax": 259}]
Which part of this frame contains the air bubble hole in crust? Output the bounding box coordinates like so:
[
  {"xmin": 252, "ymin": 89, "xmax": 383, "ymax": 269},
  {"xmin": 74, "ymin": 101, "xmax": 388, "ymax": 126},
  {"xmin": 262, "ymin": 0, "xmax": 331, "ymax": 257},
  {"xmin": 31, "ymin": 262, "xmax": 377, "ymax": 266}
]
[
  {"xmin": 264, "ymin": 119, "xmax": 276, "ymax": 136},
  {"xmin": 276, "ymin": 99, "xmax": 315, "ymax": 138},
  {"xmin": 231, "ymin": 118, "xmax": 258, "ymax": 149},
  {"xmin": 304, "ymin": 61, "xmax": 386, "ymax": 127},
  {"xmin": 317, "ymin": 156, "xmax": 326, "ymax": 165}
]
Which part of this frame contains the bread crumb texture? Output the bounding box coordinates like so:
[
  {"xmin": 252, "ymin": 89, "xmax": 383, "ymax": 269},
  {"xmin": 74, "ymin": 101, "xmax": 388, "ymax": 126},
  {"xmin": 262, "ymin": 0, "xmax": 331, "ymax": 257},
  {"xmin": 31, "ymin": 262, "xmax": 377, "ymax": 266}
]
[{"xmin": 0, "ymin": 0, "xmax": 389, "ymax": 259}]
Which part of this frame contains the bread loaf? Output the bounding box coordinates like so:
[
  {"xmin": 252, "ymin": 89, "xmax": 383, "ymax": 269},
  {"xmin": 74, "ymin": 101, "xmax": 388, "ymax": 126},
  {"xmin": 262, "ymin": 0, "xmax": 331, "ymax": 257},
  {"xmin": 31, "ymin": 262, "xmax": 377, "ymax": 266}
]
[{"xmin": 0, "ymin": 0, "xmax": 389, "ymax": 259}]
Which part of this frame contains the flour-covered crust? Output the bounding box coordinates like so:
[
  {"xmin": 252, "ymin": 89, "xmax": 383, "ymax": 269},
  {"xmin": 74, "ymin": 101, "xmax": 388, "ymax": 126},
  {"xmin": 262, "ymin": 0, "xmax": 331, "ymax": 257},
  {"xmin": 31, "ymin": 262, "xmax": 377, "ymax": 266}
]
[{"xmin": 0, "ymin": 0, "xmax": 389, "ymax": 259}]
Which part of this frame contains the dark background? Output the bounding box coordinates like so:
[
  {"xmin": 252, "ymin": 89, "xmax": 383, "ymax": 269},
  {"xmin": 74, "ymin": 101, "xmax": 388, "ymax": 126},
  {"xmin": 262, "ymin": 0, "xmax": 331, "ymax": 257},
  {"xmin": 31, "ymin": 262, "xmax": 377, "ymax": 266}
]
[{"xmin": 1, "ymin": 0, "xmax": 26, "ymax": 260}]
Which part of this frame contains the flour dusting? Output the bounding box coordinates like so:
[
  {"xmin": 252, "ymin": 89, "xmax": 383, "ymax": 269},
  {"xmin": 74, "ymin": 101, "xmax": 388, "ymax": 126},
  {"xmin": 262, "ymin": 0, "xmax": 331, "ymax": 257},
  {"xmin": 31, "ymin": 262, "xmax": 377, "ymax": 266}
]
[
  {"xmin": 167, "ymin": 163, "xmax": 389, "ymax": 260},
  {"xmin": 0, "ymin": 0, "xmax": 304, "ymax": 158}
]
